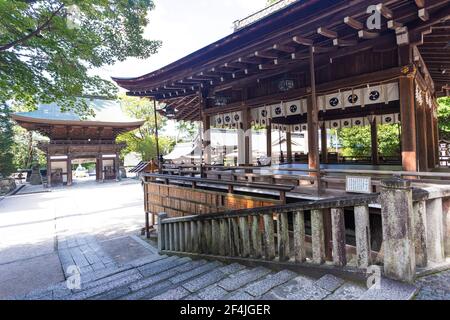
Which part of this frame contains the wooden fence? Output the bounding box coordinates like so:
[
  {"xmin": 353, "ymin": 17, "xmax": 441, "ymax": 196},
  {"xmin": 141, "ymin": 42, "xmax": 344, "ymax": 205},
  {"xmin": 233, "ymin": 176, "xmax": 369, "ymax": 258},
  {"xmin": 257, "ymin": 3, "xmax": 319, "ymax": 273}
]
[{"xmin": 156, "ymin": 178, "xmax": 450, "ymax": 283}]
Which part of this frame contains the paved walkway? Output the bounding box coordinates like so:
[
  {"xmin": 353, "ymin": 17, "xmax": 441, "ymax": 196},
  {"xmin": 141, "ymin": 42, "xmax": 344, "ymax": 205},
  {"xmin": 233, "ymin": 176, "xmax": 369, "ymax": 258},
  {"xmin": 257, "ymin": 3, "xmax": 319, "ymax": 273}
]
[
  {"xmin": 0, "ymin": 179, "xmax": 144, "ymax": 299},
  {"xmin": 0, "ymin": 179, "xmax": 448, "ymax": 300}
]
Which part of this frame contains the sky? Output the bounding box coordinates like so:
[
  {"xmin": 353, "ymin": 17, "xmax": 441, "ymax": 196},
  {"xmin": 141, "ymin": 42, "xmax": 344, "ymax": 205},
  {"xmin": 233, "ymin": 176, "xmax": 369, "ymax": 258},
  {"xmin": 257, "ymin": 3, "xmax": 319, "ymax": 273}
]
[{"xmin": 96, "ymin": 0, "xmax": 268, "ymax": 81}]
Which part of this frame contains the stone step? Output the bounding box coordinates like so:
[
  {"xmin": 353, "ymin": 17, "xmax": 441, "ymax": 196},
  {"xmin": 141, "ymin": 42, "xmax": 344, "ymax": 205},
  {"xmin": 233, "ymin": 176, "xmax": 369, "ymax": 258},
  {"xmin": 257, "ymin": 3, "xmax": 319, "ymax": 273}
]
[
  {"xmin": 217, "ymin": 266, "xmax": 272, "ymax": 291},
  {"xmin": 243, "ymin": 270, "xmax": 298, "ymax": 297},
  {"xmin": 97, "ymin": 260, "xmax": 210, "ymax": 300},
  {"xmin": 358, "ymin": 278, "xmax": 418, "ymax": 300},
  {"xmin": 96, "ymin": 260, "xmax": 225, "ymax": 301},
  {"xmin": 63, "ymin": 255, "xmax": 186, "ymax": 300},
  {"xmin": 16, "ymin": 250, "xmax": 419, "ymax": 301}
]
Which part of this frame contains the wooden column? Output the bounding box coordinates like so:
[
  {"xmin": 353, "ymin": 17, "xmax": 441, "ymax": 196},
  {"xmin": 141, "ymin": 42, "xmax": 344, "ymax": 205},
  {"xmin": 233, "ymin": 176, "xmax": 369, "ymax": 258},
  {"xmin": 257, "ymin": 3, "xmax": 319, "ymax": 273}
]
[
  {"xmin": 416, "ymin": 105, "xmax": 428, "ymax": 171},
  {"xmin": 266, "ymin": 121, "xmax": 272, "ymax": 158},
  {"xmin": 426, "ymin": 106, "xmax": 436, "ymax": 169},
  {"xmin": 47, "ymin": 155, "xmax": 52, "ymax": 187},
  {"xmin": 433, "ymin": 115, "xmax": 440, "ymax": 166},
  {"xmin": 115, "ymin": 154, "xmax": 121, "ymax": 181},
  {"xmin": 370, "ymin": 116, "xmax": 379, "ymax": 166},
  {"xmin": 308, "ymin": 47, "xmax": 321, "ymax": 192},
  {"xmin": 66, "ymin": 156, "xmax": 72, "ymax": 186},
  {"xmin": 399, "ymin": 75, "xmax": 418, "ymax": 172},
  {"xmin": 320, "ymin": 122, "xmax": 328, "ymax": 164},
  {"xmin": 97, "ymin": 155, "xmax": 103, "ymax": 182},
  {"xmin": 202, "ymin": 114, "xmax": 211, "ymax": 166},
  {"xmin": 242, "ymin": 107, "xmax": 252, "ymax": 166},
  {"xmin": 286, "ymin": 130, "xmax": 293, "ymax": 163}
]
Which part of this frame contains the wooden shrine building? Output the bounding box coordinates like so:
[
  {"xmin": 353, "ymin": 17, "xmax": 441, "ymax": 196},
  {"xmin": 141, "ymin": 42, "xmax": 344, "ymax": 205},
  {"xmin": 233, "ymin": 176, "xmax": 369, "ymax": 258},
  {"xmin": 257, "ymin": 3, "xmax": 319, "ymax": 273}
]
[
  {"xmin": 111, "ymin": 1, "xmax": 450, "ymax": 283},
  {"xmin": 12, "ymin": 98, "xmax": 144, "ymax": 186},
  {"xmin": 114, "ymin": 0, "xmax": 450, "ymax": 176}
]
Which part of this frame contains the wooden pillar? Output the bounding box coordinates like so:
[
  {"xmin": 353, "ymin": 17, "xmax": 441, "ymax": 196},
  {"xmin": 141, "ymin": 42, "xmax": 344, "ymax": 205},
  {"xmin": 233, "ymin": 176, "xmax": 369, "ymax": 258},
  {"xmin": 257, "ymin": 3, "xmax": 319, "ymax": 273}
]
[
  {"xmin": 370, "ymin": 116, "xmax": 379, "ymax": 166},
  {"xmin": 399, "ymin": 75, "xmax": 418, "ymax": 172},
  {"xmin": 47, "ymin": 155, "xmax": 52, "ymax": 187},
  {"xmin": 416, "ymin": 105, "xmax": 428, "ymax": 171},
  {"xmin": 286, "ymin": 130, "xmax": 293, "ymax": 163},
  {"xmin": 266, "ymin": 121, "xmax": 272, "ymax": 159},
  {"xmin": 115, "ymin": 154, "xmax": 121, "ymax": 181},
  {"xmin": 320, "ymin": 122, "xmax": 328, "ymax": 164},
  {"xmin": 426, "ymin": 106, "xmax": 436, "ymax": 169},
  {"xmin": 67, "ymin": 156, "xmax": 72, "ymax": 186},
  {"xmin": 98, "ymin": 155, "xmax": 103, "ymax": 182},
  {"xmin": 242, "ymin": 107, "xmax": 252, "ymax": 166},
  {"xmin": 433, "ymin": 115, "xmax": 440, "ymax": 166},
  {"xmin": 308, "ymin": 46, "xmax": 321, "ymax": 192},
  {"xmin": 202, "ymin": 114, "xmax": 211, "ymax": 166}
]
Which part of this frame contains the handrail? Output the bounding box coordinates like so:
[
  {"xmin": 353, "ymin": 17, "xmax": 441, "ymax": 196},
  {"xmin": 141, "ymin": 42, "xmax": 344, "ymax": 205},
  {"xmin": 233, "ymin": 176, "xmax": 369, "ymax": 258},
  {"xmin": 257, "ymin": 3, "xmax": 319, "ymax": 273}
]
[
  {"xmin": 159, "ymin": 193, "xmax": 379, "ymax": 224},
  {"xmin": 143, "ymin": 173, "xmax": 294, "ymax": 192},
  {"xmin": 322, "ymin": 169, "xmax": 450, "ymax": 178}
]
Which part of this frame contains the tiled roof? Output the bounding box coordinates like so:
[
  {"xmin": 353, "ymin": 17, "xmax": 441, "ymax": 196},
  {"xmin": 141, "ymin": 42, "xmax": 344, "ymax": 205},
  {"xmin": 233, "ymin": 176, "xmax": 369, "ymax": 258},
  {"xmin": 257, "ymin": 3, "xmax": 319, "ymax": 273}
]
[{"xmin": 14, "ymin": 98, "xmax": 142, "ymax": 124}]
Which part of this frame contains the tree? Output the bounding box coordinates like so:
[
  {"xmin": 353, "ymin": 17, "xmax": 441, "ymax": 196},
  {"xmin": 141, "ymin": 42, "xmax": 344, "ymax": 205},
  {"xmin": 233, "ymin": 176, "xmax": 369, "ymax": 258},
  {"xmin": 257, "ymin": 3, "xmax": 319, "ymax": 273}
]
[
  {"xmin": 337, "ymin": 124, "xmax": 400, "ymax": 158},
  {"xmin": 116, "ymin": 95, "xmax": 175, "ymax": 161},
  {"xmin": 0, "ymin": 0, "xmax": 161, "ymax": 116},
  {"xmin": 0, "ymin": 103, "xmax": 15, "ymax": 176},
  {"xmin": 11, "ymin": 127, "xmax": 47, "ymax": 170},
  {"xmin": 438, "ymin": 97, "xmax": 450, "ymax": 140},
  {"xmin": 175, "ymin": 121, "xmax": 198, "ymax": 143}
]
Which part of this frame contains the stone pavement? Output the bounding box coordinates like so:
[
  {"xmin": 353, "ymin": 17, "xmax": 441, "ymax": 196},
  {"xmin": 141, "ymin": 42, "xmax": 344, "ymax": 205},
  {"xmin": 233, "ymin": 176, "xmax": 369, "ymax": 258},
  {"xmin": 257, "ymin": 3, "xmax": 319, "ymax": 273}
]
[
  {"xmin": 415, "ymin": 269, "xmax": 450, "ymax": 300},
  {"xmin": 0, "ymin": 179, "xmax": 144, "ymax": 299},
  {"xmin": 9, "ymin": 243, "xmax": 418, "ymax": 301}
]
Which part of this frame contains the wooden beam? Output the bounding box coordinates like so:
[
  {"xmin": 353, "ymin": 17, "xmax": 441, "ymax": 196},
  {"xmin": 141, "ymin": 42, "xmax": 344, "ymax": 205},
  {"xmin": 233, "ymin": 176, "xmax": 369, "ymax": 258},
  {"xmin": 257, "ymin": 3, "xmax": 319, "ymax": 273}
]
[
  {"xmin": 419, "ymin": 8, "xmax": 430, "ymax": 22},
  {"xmin": 238, "ymin": 57, "xmax": 262, "ymax": 64},
  {"xmin": 317, "ymin": 27, "xmax": 338, "ymax": 39},
  {"xmin": 258, "ymin": 63, "xmax": 278, "ymax": 71},
  {"xmin": 291, "ymin": 52, "xmax": 309, "ymax": 60},
  {"xmin": 358, "ymin": 30, "xmax": 380, "ymax": 39},
  {"xmin": 198, "ymin": 72, "xmax": 221, "ymax": 78},
  {"xmin": 376, "ymin": 3, "xmax": 394, "ymax": 20},
  {"xmin": 312, "ymin": 46, "xmax": 337, "ymax": 54},
  {"xmin": 223, "ymin": 62, "xmax": 246, "ymax": 69},
  {"xmin": 344, "ymin": 16, "xmax": 363, "ymax": 30},
  {"xmin": 292, "ymin": 35, "xmax": 313, "ymax": 46},
  {"xmin": 388, "ymin": 20, "xmax": 403, "ymax": 30},
  {"xmin": 415, "ymin": 0, "xmax": 425, "ymax": 9},
  {"xmin": 272, "ymin": 44, "xmax": 296, "ymax": 53},
  {"xmin": 333, "ymin": 38, "xmax": 358, "ymax": 47},
  {"xmin": 254, "ymin": 51, "xmax": 278, "ymax": 59}
]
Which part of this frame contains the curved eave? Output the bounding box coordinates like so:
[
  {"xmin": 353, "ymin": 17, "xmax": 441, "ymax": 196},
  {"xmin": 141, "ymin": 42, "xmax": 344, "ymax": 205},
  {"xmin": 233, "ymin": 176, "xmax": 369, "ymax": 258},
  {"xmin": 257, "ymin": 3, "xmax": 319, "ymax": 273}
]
[
  {"xmin": 11, "ymin": 114, "xmax": 145, "ymax": 128},
  {"xmin": 111, "ymin": 0, "xmax": 322, "ymax": 90}
]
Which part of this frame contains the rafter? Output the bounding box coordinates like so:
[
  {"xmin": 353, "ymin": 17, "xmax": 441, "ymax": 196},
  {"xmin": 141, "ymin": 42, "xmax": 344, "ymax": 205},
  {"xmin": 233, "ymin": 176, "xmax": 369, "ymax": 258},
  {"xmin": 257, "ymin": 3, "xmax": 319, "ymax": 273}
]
[
  {"xmin": 344, "ymin": 16, "xmax": 363, "ymax": 30},
  {"xmin": 317, "ymin": 27, "xmax": 338, "ymax": 38},
  {"xmin": 292, "ymin": 35, "xmax": 313, "ymax": 46}
]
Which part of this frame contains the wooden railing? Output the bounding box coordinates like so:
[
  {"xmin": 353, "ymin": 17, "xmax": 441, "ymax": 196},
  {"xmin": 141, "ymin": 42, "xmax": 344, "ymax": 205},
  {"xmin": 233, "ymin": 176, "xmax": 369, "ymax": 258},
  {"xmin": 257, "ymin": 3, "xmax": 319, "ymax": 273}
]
[
  {"xmin": 155, "ymin": 179, "xmax": 450, "ymax": 283},
  {"xmin": 158, "ymin": 193, "xmax": 378, "ymax": 265}
]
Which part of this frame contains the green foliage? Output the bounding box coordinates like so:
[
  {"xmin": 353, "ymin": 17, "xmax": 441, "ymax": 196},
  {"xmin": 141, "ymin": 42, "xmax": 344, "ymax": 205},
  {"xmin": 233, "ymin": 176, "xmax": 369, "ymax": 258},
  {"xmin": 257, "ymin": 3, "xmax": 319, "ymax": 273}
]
[
  {"xmin": 175, "ymin": 121, "xmax": 198, "ymax": 143},
  {"xmin": 0, "ymin": 103, "xmax": 15, "ymax": 176},
  {"xmin": 116, "ymin": 95, "xmax": 175, "ymax": 161},
  {"xmin": 378, "ymin": 124, "xmax": 401, "ymax": 156},
  {"xmin": 337, "ymin": 124, "xmax": 401, "ymax": 158},
  {"xmin": 0, "ymin": 0, "xmax": 161, "ymax": 116},
  {"xmin": 338, "ymin": 126, "xmax": 371, "ymax": 157},
  {"xmin": 438, "ymin": 97, "xmax": 450, "ymax": 140},
  {"xmin": 11, "ymin": 127, "xmax": 47, "ymax": 170}
]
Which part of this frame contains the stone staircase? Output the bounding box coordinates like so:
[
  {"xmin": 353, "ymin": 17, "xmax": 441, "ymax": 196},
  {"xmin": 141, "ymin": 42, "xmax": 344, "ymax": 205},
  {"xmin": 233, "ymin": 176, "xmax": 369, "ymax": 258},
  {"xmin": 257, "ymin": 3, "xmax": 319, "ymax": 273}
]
[{"xmin": 13, "ymin": 253, "xmax": 418, "ymax": 300}]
